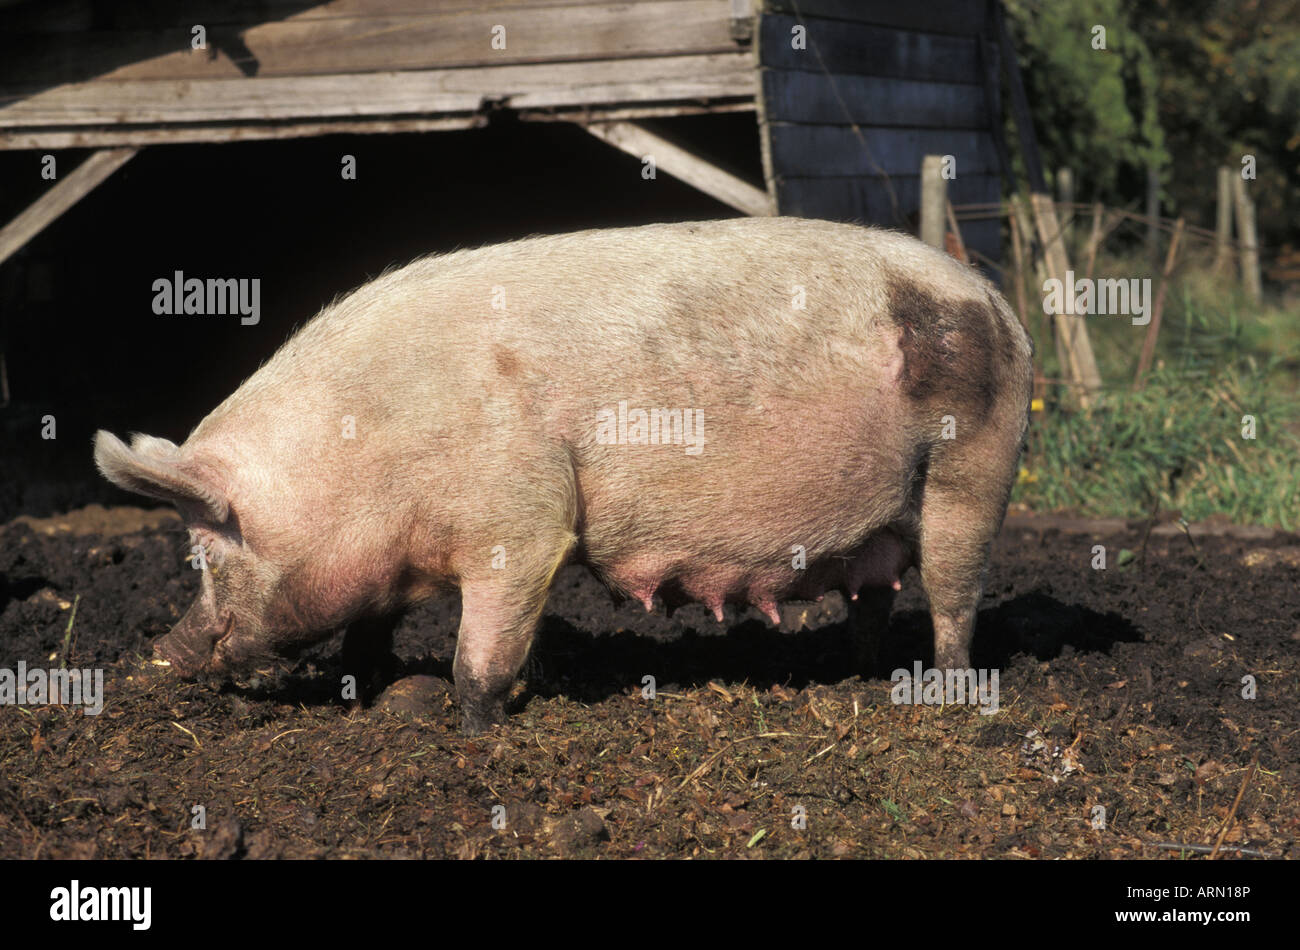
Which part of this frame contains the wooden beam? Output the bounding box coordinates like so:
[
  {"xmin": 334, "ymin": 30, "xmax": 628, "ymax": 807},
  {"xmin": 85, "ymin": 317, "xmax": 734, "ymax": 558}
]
[
  {"xmin": 1, "ymin": 101, "xmax": 758, "ymax": 151},
  {"xmin": 520, "ymin": 100, "xmax": 756, "ymax": 123},
  {"xmin": 1, "ymin": 116, "xmax": 484, "ymax": 150},
  {"xmin": 583, "ymin": 120, "xmax": 772, "ymax": 216},
  {"xmin": 0, "ymin": 53, "xmax": 756, "ymax": 131},
  {"xmin": 0, "ymin": 147, "xmax": 137, "ymax": 267},
  {"xmin": 0, "ymin": 1, "xmax": 739, "ymax": 85},
  {"xmin": 0, "ymin": 0, "xmax": 653, "ymax": 32}
]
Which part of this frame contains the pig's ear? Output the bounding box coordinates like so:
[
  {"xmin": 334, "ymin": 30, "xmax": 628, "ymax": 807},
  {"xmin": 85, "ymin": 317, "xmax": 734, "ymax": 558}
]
[{"xmin": 93, "ymin": 430, "xmax": 229, "ymax": 523}]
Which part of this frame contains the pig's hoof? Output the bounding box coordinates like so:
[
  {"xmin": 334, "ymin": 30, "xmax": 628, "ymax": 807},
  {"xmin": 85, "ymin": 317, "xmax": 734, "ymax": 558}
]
[
  {"xmin": 459, "ymin": 709, "xmax": 504, "ymax": 736},
  {"xmin": 459, "ymin": 696, "xmax": 508, "ymax": 736},
  {"xmin": 373, "ymin": 675, "xmax": 452, "ymax": 719}
]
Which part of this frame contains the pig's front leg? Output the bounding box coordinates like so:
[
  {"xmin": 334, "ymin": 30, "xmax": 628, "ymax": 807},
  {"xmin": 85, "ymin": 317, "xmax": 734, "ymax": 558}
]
[
  {"xmin": 453, "ymin": 535, "xmax": 574, "ymax": 735},
  {"xmin": 340, "ymin": 614, "xmax": 400, "ymax": 711}
]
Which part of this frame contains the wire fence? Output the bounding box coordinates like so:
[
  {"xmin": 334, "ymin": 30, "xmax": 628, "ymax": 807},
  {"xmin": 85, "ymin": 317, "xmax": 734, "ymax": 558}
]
[{"xmin": 950, "ymin": 199, "xmax": 1285, "ymax": 282}]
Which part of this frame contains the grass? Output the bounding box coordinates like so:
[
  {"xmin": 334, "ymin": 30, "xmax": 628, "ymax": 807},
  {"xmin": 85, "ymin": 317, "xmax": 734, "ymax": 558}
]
[{"xmin": 1011, "ymin": 247, "xmax": 1300, "ymax": 528}]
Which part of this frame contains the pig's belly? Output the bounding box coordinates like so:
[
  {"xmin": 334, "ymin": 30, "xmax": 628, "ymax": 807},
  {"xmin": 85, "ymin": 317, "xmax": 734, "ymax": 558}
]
[
  {"xmin": 588, "ymin": 525, "xmax": 911, "ymax": 623},
  {"xmin": 578, "ymin": 469, "xmax": 915, "ymax": 623},
  {"xmin": 566, "ymin": 367, "xmax": 917, "ymax": 620}
]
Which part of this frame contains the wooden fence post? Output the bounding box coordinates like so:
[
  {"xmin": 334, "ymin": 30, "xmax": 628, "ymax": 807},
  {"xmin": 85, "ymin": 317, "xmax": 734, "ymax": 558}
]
[
  {"xmin": 1012, "ymin": 196, "xmax": 1070, "ymax": 396},
  {"xmin": 1010, "ymin": 194, "xmax": 1046, "ymax": 284},
  {"xmin": 1134, "ymin": 217, "xmax": 1185, "ymax": 388},
  {"xmin": 920, "ymin": 155, "xmax": 947, "ymax": 249},
  {"xmin": 1231, "ymin": 174, "xmax": 1261, "ymax": 302},
  {"xmin": 1213, "ymin": 166, "xmax": 1234, "ymax": 276},
  {"xmin": 1008, "ymin": 206, "xmax": 1029, "ymax": 328},
  {"xmin": 1056, "ymin": 167, "xmax": 1075, "ymax": 258},
  {"xmin": 1031, "ymin": 191, "xmax": 1103, "ymax": 403},
  {"xmin": 1083, "ymin": 202, "xmax": 1104, "ymax": 281}
]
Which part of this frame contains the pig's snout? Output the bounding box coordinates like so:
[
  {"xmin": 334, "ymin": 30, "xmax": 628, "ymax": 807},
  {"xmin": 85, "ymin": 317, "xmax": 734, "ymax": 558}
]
[
  {"xmin": 154, "ymin": 637, "xmax": 202, "ymax": 677},
  {"xmin": 154, "ymin": 575, "xmax": 234, "ymax": 677},
  {"xmin": 154, "ymin": 611, "xmax": 234, "ymax": 677}
]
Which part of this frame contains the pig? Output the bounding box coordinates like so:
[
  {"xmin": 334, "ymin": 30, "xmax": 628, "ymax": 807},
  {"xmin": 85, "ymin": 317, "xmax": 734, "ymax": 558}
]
[{"xmin": 94, "ymin": 217, "xmax": 1032, "ymax": 734}]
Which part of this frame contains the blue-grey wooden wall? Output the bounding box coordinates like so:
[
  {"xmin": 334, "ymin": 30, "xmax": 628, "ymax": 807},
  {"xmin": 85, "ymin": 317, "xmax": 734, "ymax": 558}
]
[{"xmin": 757, "ymin": 0, "xmax": 1005, "ymax": 266}]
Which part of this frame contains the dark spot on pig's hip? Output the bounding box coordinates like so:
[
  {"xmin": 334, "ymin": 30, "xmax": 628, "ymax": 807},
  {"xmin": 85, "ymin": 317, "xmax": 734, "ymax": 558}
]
[{"xmin": 887, "ymin": 279, "xmax": 1003, "ymax": 412}]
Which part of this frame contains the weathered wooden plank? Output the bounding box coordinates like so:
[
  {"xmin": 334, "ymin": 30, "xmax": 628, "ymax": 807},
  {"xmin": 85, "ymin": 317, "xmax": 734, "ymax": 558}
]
[
  {"xmin": 759, "ymin": 69, "xmax": 988, "ymax": 128},
  {"xmin": 1232, "ymin": 175, "xmax": 1262, "ymax": 302},
  {"xmin": 767, "ymin": 125, "xmax": 999, "ymax": 178},
  {"xmin": 0, "ymin": 53, "xmax": 757, "ymax": 128},
  {"xmin": 0, "ymin": 0, "xmax": 691, "ymax": 32},
  {"xmin": 0, "ymin": 148, "xmax": 137, "ymax": 266},
  {"xmin": 762, "ymin": 0, "xmax": 988, "ymax": 36},
  {"xmin": 0, "ymin": 116, "xmax": 484, "ymax": 150},
  {"xmin": 584, "ymin": 120, "xmax": 771, "ymax": 215},
  {"xmin": 759, "ymin": 14, "xmax": 979, "ymax": 82},
  {"xmin": 1, "ymin": 2, "xmax": 739, "ymax": 85},
  {"xmin": 0, "ymin": 101, "xmax": 756, "ymax": 150},
  {"xmin": 775, "ymin": 172, "xmax": 1000, "ymax": 226},
  {"xmin": 520, "ymin": 100, "xmax": 756, "ymax": 122}
]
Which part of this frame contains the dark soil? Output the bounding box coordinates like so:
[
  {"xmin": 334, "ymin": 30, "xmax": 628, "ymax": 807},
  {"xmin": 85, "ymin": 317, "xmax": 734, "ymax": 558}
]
[{"xmin": 1, "ymin": 505, "xmax": 1296, "ymax": 859}]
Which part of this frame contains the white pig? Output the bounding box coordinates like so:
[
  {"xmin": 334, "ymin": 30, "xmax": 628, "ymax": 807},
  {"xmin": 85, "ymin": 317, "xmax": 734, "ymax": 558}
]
[{"xmin": 95, "ymin": 217, "xmax": 1033, "ymax": 733}]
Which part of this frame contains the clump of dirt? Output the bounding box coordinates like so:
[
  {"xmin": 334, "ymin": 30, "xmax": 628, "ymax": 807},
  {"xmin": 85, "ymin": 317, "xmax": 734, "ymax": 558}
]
[{"xmin": 0, "ymin": 509, "xmax": 1295, "ymax": 859}]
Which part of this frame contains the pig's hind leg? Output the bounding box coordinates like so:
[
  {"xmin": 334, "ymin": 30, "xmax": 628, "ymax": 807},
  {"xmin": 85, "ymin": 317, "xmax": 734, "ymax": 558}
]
[{"xmin": 915, "ymin": 443, "xmax": 1017, "ymax": 670}]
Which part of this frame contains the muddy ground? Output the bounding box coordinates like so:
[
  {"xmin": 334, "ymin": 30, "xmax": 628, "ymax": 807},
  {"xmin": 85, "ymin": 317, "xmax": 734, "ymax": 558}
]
[{"xmin": 0, "ymin": 504, "xmax": 1295, "ymax": 859}]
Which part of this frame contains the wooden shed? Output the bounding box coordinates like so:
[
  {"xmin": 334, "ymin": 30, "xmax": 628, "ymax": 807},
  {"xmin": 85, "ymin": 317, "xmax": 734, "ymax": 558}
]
[{"xmin": 0, "ymin": 0, "xmax": 1006, "ymax": 267}]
